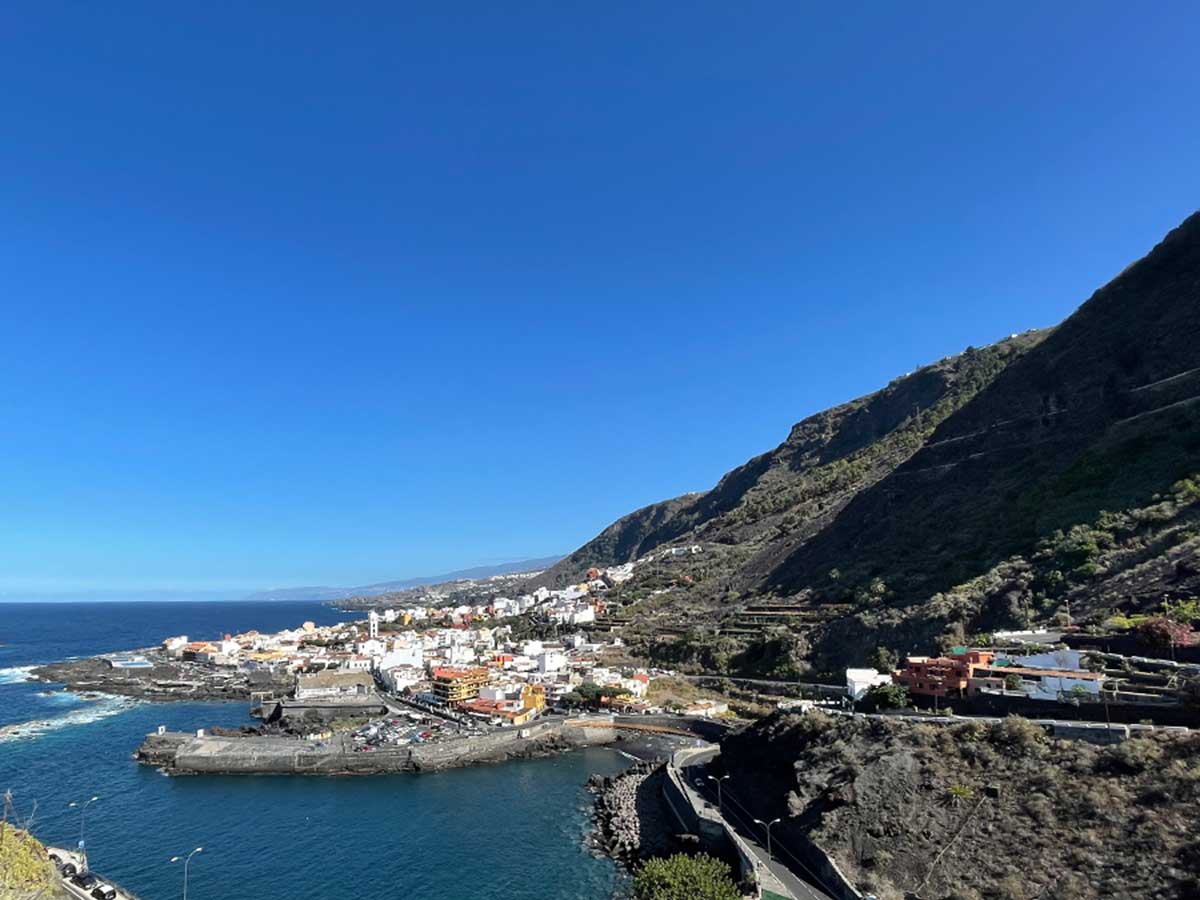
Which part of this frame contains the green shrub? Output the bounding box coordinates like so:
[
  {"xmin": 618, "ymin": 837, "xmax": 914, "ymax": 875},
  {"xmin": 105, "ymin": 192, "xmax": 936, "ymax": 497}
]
[
  {"xmin": 0, "ymin": 824, "xmax": 56, "ymax": 897},
  {"xmin": 990, "ymin": 716, "xmax": 1047, "ymax": 754},
  {"xmin": 1098, "ymin": 738, "xmax": 1164, "ymax": 775},
  {"xmin": 633, "ymin": 853, "xmax": 742, "ymax": 900},
  {"xmin": 859, "ymin": 682, "xmax": 909, "ymax": 712}
]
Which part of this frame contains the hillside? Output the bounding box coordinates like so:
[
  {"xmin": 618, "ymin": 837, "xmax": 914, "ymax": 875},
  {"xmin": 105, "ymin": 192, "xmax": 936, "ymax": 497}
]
[
  {"xmin": 244, "ymin": 556, "xmax": 562, "ymax": 604},
  {"xmin": 765, "ymin": 209, "xmax": 1200, "ymax": 605},
  {"xmin": 0, "ymin": 823, "xmax": 70, "ymax": 900},
  {"xmin": 719, "ymin": 711, "xmax": 1200, "ymax": 900},
  {"xmin": 538, "ymin": 329, "xmax": 1048, "ymax": 588},
  {"xmin": 549, "ymin": 210, "xmax": 1200, "ymax": 674}
]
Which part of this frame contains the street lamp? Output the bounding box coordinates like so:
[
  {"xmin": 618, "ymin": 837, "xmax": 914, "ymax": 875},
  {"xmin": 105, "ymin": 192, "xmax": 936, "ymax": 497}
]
[
  {"xmin": 67, "ymin": 796, "xmax": 100, "ymax": 863},
  {"xmin": 170, "ymin": 847, "xmax": 203, "ymax": 900},
  {"xmin": 754, "ymin": 817, "xmax": 782, "ymax": 861},
  {"xmin": 707, "ymin": 774, "xmax": 730, "ymax": 811}
]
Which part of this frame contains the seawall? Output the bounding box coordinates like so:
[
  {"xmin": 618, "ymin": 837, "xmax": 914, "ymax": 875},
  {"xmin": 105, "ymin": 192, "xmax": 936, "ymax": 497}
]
[{"xmin": 137, "ymin": 717, "xmax": 617, "ymax": 775}]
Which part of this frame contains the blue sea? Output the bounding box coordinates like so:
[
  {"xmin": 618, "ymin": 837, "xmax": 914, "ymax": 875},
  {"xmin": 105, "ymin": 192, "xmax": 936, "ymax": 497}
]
[{"xmin": 0, "ymin": 601, "xmax": 629, "ymax": 900}]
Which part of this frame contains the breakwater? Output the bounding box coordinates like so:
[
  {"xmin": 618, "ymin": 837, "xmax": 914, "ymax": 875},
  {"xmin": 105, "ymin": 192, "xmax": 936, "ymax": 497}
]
[{"xmin": 137, "ymin": 716, "xmax": 617, "ymax": 774}]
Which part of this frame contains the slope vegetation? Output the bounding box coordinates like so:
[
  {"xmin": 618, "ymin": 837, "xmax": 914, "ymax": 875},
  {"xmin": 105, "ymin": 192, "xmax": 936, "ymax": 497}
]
[{"xmin": 720, "ymin": 711, "xmax": 1200, "ymax": 900}]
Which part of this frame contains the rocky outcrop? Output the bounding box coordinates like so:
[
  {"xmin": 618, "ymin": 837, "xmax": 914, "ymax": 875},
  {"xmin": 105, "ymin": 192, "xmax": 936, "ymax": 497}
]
[
  {"xmin": 721, "ymin": 710, "xmax": 1200, "ymax": 900},
  {"xmin": 588, "ymin": 761, "xmax": 675, "ymax": 864}
]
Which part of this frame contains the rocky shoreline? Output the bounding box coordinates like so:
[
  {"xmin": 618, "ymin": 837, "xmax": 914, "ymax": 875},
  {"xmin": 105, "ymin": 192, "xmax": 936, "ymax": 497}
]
[
  {"xmin": 588, "ymin": 759, "xmax": 682, "ymax": 866},
  {"xmin": 30, "ymin": 650, "xmax": 288, "ymax": 702}
]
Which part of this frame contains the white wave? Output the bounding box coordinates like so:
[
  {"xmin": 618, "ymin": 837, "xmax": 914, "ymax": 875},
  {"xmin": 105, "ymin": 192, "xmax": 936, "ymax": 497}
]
[
  {"xmin": 0, "ymin": 665, "xmax": 36, "ymax": 684},
  {"xmin": 0, "ymin": 694, "xmax": 141, "ymax": 743}
]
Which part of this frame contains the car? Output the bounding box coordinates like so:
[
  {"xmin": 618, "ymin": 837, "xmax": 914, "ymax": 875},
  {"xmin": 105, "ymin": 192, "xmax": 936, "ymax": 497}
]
[
  {"xmin": 693, "ymin": 778, "xmax": 705, "ymax": 788},
  {"xmin": 48, "ymin": 853, "xmax": 62, "ymax": 867},
  {"xmin": 60, "ymin": 862, "xmax": 78, "ymax": 877},
  {"xmin": 71, "ymin": 873, "xmax": 97, "ymax": 890},
  {"xmin": 91, "ymin": 884, "xmax": 118, "ymax": 900}
]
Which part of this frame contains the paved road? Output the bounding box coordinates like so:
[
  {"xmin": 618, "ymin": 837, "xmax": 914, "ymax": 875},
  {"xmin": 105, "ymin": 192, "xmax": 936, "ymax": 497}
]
[
  {"xmin": 676, "ymin": 674, "xmax": 843, "ymax": 692},
  {"xmin": 677, "ymin": 749, "xmax": 835, "ymax": 900}
]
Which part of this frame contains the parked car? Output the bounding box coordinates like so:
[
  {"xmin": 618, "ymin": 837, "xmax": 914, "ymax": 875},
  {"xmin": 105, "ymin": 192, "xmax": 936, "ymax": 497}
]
[
  {"xmin": 60, "ymin": 862, "xmax": 78, "ymax": 877},
  {"xmin": 91, "ymin": 884, "xmax": 118, "ymax": 900},
  {"xmin": 71, "ymin": 873, "xmax": 97, "ymax": 890}
]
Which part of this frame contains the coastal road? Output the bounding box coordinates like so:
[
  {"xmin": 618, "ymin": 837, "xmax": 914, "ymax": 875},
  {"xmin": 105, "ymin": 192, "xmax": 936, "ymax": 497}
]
[{"xmin": 678, "ymin": 749, "xmax": 835, "ymax": 900}]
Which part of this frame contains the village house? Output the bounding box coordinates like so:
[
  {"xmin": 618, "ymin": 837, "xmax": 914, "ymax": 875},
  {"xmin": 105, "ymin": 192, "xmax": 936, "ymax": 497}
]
[{"xmin": 295, "ymin": 670, "xmax": 375, "ymax": 701}]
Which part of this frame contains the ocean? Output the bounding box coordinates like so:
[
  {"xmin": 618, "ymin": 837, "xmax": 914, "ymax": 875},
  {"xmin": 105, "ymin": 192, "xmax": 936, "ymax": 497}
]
[{"xmin": 0, "ymin": 601, "xmax": 629, "ymax": 900}]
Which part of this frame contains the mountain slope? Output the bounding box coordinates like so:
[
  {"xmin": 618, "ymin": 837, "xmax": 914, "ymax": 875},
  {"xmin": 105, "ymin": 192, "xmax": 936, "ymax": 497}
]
[
  {"xmin": 549, "ymin": 210, "xmax": 1200, "ymax": 671},
  {"xmin": 538, "ymin": 330, "xmax": 1047, "ymax": 588},
  {"xmin": 765, "ymin": 209, "xmax": 1200, "ymax": 604}
]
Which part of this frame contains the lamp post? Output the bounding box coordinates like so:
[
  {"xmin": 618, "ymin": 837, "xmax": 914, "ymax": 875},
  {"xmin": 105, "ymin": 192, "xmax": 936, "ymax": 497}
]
[
  {"xmin": 707, "ymin": 774, "xmax": 730, "ymax": 811},
  {"xmin": 170, "ymin": 847, "xmax": 203, "ymax": 900},
  {"xmin": 67, "ymin": 796, "xmax": 99, "ymax": 866},
  {"xmin": 754, "ymin": 817, "xmax": 782, "ymax": 861}
]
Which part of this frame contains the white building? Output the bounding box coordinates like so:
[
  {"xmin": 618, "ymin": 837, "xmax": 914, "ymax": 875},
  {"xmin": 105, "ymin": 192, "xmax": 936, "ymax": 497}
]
[
  {"xmin": 846, "ymin": 668, "xmax": 893, "ymax": 700},
  {"xmin": 379, "ymin": 645, "xmax": 423, "ymax": 670},
  {"xmin": 295, "ymin": 671, "xmax": 374, "ymax": 700}
]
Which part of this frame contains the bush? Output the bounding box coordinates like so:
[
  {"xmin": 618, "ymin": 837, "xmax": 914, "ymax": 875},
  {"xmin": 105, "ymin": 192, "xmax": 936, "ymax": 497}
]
[
  {"xmin": 990, "ymin": 716, "xmax": 1047, "ymax": 754},
  {"xmin": 633, "ymin": 853, "xmax": 742, "ymax": 900},
  {"xmin": 0, "ymin": 824, "xmax": 56, "ymax": 897},
  {"xmin": 1098, "ymin": 737, "xmax": 1164, "ymax": 775},
  {"xmin": 858, "ymin": 682, "xmax": 910, "ymax": 712},
  {"xmin": 1138, "ymin": 617, "xmax": 1195, "ymax": 649}
]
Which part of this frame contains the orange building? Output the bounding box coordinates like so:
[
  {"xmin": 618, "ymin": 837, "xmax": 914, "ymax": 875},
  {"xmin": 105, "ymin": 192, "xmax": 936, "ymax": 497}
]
[
  {"xmin": 431, "ymin": 666, "xmax": 490, "ymax": 703},
  {"xmin": 893, "ymin": 650, "xmax": 994, "ymax": 698}
]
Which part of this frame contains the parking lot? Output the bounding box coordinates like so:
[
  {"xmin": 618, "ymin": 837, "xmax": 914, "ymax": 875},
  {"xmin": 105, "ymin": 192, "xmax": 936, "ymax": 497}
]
[{"xmin": 349, "ymin": 709, "xmax": 491, "ymax": 752}]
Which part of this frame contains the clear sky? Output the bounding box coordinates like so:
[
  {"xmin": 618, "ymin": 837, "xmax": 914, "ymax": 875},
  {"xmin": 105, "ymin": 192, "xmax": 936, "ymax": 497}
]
[{"xmin": 2, "ymin": 3, "xmax": 1198, "ymax": 596}]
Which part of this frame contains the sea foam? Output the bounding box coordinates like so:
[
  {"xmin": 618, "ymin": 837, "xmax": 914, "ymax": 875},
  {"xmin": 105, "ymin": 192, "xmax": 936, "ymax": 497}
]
[
  {"xmin": 0, "ymin": 665, "xmax": 36, "ymax": 684},
  {"xmin": 0, "ymin": 693, "xmax": 141, "ymax": 742}
]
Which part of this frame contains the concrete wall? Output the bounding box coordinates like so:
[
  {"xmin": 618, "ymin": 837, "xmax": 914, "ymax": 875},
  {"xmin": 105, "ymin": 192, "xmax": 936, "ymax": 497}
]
[
  {"xmin": 142, "ymin": 717, "xmax": 616, "ymax": 775},
  {"xmin": 664, "ymin": 747, "xmax": 865, "ymax": 900},
  {"xmin": 852, "ymin": 708, "xmax": 1192, "ymax": 745},
  {"xmin": 661, "ymin": 750, "xmax": 755, "ymax": 892}
]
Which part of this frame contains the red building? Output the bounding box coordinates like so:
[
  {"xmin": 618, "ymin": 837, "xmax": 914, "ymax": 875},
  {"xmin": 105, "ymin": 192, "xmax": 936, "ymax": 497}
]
[{"xmin": 893, "ymin": 650, "xmax": 995, "ymax": 698}]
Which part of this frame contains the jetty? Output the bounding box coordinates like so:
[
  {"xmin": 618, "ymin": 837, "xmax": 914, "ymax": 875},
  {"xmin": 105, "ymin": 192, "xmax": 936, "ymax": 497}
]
[{"xmin": 137, "ymin": 715, "xmax": 619, "ymax": 774}]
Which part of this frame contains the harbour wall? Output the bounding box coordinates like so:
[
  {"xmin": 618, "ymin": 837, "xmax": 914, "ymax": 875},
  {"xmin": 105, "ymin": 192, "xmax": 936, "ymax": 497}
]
[{"xmin": 138, "ymin": 717, "xmax": 617, "ymax": 775}]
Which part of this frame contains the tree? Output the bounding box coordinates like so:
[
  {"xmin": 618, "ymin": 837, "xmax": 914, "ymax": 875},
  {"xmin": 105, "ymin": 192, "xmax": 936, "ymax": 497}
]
[
  {"xmin": 576, "ymin": 682, "xmax": 603, "ymax": 704},
  {"xmin": 1003, "ymin": 673, "xmax": 1024, "ymax": 692},
  {"xmin": 1138, "ymin": 616, "xmax": 1195, "ymax": 649},
  {"xmin": 859, "ymin": 682, "xmax": 909, "ymax": 712},
  {"xmin": 870, "ymin": 646, "xmax": 899, "ymax": 674},
  {"xmin": 1163, "ymin": 598, "xmax": 1200, "ymax": 624},
  {"xmin": 633, "ymin": 853, "xmax": 742, "ymax": 900}
]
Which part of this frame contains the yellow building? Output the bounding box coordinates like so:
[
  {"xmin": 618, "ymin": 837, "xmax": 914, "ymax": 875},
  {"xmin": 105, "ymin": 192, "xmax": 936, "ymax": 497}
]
[{"xmin": 521, "ymin": 683, "xmax": 546, "ymax": 711}]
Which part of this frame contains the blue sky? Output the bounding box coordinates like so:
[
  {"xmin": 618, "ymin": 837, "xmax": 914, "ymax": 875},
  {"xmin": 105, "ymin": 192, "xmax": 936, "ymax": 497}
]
[{"xmin": 2, "ymin": 3, "xmax": 1198, "ymax": 595}]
